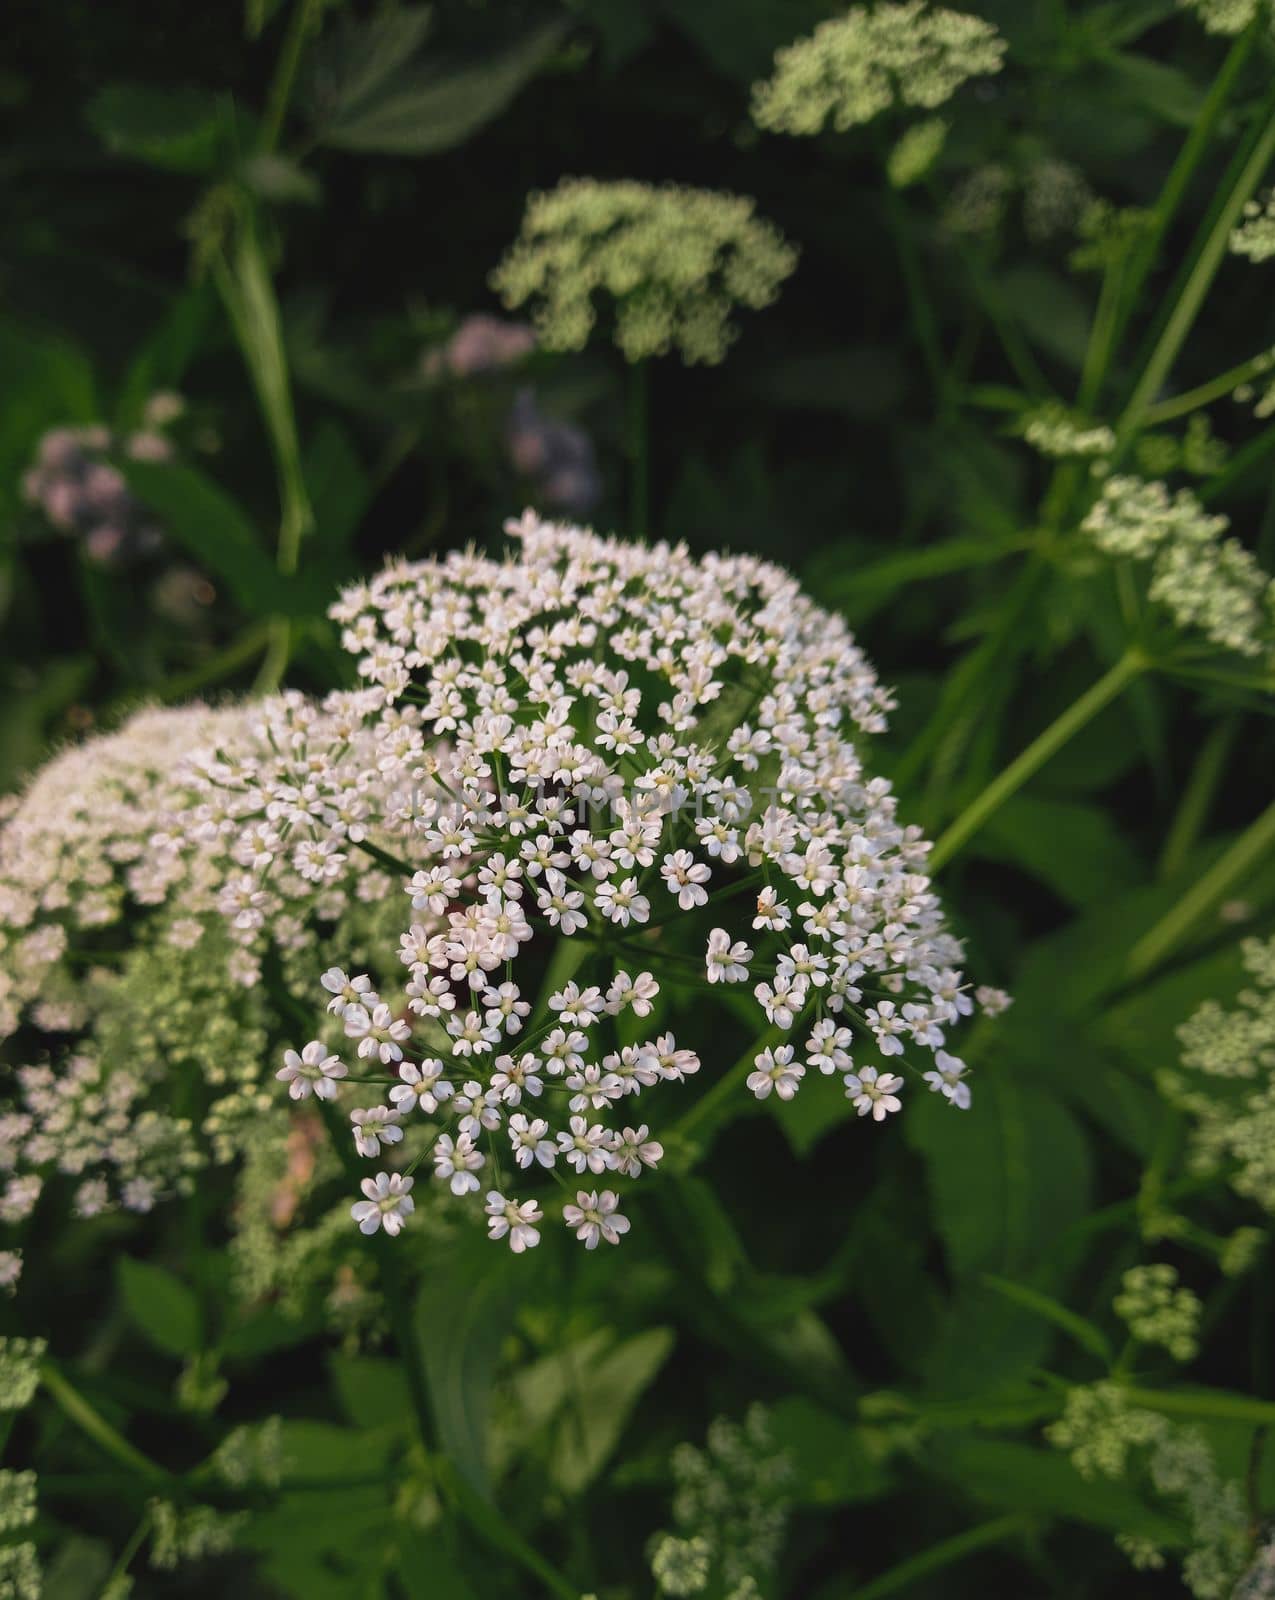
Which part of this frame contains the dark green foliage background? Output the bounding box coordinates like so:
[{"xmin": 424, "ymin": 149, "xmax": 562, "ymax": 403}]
[{"xmin": 3, "ymin": 1, "xmax": 1275, "ymax": 1596}]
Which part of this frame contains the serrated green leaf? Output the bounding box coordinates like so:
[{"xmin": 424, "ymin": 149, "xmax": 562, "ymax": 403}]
[
  {"xmin": 329, "ymin": 1353, "xmax": 412, "ymax": 1432},
  {"xmin": 117, "ymin": 1257, "xmax": 200, "ymax": 1357},
  {"xmin": 906, "ymin": 1075, "xmax": 1093, "ymax": 1279},
  {"xmin": 85, "ymin": 84, "xmax": 233, "ymax": 173},
  {"xmin": 416, "ymin": 1233, "xmax": 523, "ymax": 1496},
  {"xmin": 119, "ymin": 458, "xmax": 282, "ymax": 612},
  {"xmin": 319, "ymin": 19, "xmax": 567, "ymax": 155}
]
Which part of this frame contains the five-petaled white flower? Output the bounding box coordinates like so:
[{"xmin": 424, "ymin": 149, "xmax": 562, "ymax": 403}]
[
  {"xmin": 351, "ymin": 1172, "xmax": 415, "ymax": 1236},
  {"xmin": 746, "ymin": 1044, "xmax": 804, "ymax": 1101},
  {"xmin": 277, "ymin": 1041, "xmax": 347, "ymax": 1101},
  {"xmin": 844, "ymin": 1065, "xmax": 904, "ymax": 1121},
  {"xmin": 485, "ymin": 1190, "xmax": 543, "ymax": 1252},
  {"xmin": 563, "ymin": 1189, "xmax": 630, "ymax": 1249}
]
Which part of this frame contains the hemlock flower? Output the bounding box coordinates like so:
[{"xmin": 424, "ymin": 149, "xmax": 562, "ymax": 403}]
[
  {"xmin": 844, "ymin": 1066, "xmax": 904, "ymax": 1120},
  {"xmin": 349, "ymin": 1106, "xmax": 403, "ymax": 1159},
  {"xmin": 276, "ymin": 1042, "xmax": 347, "ymax": 1102},
  {"xmin": 707, "ymin": 928, "xmax": 753, "ymax": 983},
  {"xmin": 350, "ymin": 1172, "xmax": 415, "ymax": 1236},
  {"xmin": 484, "ymin": 1190, "xmax": 543, "ymax": 1252},
  {"xmin": 563, "ymin": 1189, "xmax": 630, "ymax": 1248},
  {"xmin": 922, "ymin": 1049, "xmax": 971, "ymax": 1108},
  {"xmin": 752, "ymin": 2, "xmax": 1006, "ymax": 137},
  {"xmin": 747, "ymin": 1045, "xmax": 805, "ymax": 1101},
  {"xmin": 490, "ymin": 179, "xmax": 797, "ymax": 365}
]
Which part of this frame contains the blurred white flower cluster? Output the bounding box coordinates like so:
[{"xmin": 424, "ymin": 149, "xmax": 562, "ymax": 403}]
[
  {"xmin": 751, "ymin": 1, "xmax": 1005, "ymax": 137},
  {"xmin": 491, "ymin": 180, "xmax": 797, "ymax": 365}
]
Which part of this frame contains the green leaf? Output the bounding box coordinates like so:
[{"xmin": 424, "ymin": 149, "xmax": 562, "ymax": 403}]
[
  {"xmin": 117, "ymin": 1257, "xmax": 200, "ymax": 1358},
  {"xmin": 240, "ymin": 152, "xmax": 322, "ymax": 206},
  {"xmin": 511, "ymin": 1327, "xmax": 674, "ymax": 1495},
  {"xmin": 312, "ymin": 5, "xmax": 435, "ymax": 117},
  {"xmin": 118, "ymin": 458, "xmax": 283, "ymax": 612},
  {"xmin": 318, "ymin": 19, "xmax": 567, "ymax": 155},
  {"xmin": 980, "ymin": 1274, "xmax": 1113, "ymax": 1363},
  {"xmin": 976, "ymin": 794, "xmax": 1140, "ymax": 907},
  {"xmin": 85, "ymin": 84, "xmax": 234, "ymax": 173},
  {"xmin": 329, "ymin": 1353, "xmax": 413, "ymax": 1432},
  {"xmin": 930, "ymin": 1438, "xmax": 1186, "ymax": 1544},
  {"xmin": 905, "ymin": 1075, "xmax": 1093, "ymax": 1279},
  {"xmin": 997, "ymin": 266, "xmax": 1092, "ymax": 371},
  {"xmin": 1100, "ymin": 52, "xmax": 1203, "ymax": 127},
  {"xmin": 304, "ymin": 418, "xmax": 370, "ymax": 552},
  {"xmin": 415, "ymin": 1233, "xmax": 523, "ymax": 1496},
  {"xmin": 769, "ymin": 1397, "xmax": 892, "ymax": 1506}
]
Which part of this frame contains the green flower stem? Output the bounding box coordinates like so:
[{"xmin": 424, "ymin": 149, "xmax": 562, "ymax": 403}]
[
  {"xmin": 315, "ymin": 1099, "xmax": 578, "ymax": 1600},
  {"xmin": 260, "ymin": 0, "xmax": 325, "ymax": 153},
  {"xmin": 1121, "ymin": 75, "xmax": 1275, "ymax": 440},
  {"xmin": 1157, "ymin": 714, "xmax": 1240, "ymax": 880},
  {"xmin": 1127, "ymin": 796, "xmax": 1275, "ymax": 980},
  {"xmin": 1200, "ymin": 415, "xmax": 1275, "ymax": 503},
  {"xmin": 928, "ymin": 649, "xmax": 1147, "ymax": 872},
  {"xmin": 847, "ymin": 1514, "xmax": 1031, "ymax": 1600},
  {"xmin": 880, "ymin": 177, "xmax": 948, "ymax": 410},
  {"xmin": 627, "ymin": 357, "xmax": 649, "ymax": 537},
  {"xmin": 1108, "ymin": 24, "xmax": 1257, "ymax": 365},
  {"xmin": 1143, "ymin": 349, "xmax": 1275, "ymax": 426},
  {"xmin": 40, "ymin": 1361, "xmax": 175, "ymax": 1486},
  {"xmin": 666, "ymin": 1018, "xmax": 795, "ymax": 1162}
]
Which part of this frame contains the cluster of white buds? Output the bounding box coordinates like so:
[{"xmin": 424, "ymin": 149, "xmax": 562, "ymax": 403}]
[{"xmin": 261, "ymin": 512, "xmax": 987, "ymax": 1252}]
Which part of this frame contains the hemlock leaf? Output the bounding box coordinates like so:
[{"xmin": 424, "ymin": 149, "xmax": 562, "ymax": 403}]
[
  {"xmin": 117, "ymin": 1257, "xmax": 200, "ymax": 1357},
  {"xmin": 317, "ymin": 20, "xmax": 567, "ymax": 155}
]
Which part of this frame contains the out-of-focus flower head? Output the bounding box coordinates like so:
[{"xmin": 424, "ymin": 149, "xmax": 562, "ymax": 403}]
[{"xmin": 491, "ymin": 179, "xmax": 797, "ymax": 366}]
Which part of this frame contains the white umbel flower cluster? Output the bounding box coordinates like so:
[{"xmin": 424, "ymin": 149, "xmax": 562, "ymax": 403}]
[
  {"xmin": 1080, "ymin": 475, "xmax": 1274, "ymax": 658},
  {"xmin": 262, "ymin": 512, "xmax": 979, "ymax": 1253},
  {"xmin": 751, "ymin": 2, "xmax": 1005, "ymax": 137}
]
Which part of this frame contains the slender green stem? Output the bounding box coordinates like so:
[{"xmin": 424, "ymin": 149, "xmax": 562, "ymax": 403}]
[
  {"xmin": 1078, "ymin": 256, "xmax": 1125, "ymax": 413},
  {"xmin": 40, "ymin": 1362, "xmax": 175, "ymax": 1485},
  {"xmin": 626, "ymin": 358, "xmax": 649, "ymax": 537},
  {"xmin": 1200, "ymin": 415, "xmax": 1275, "ymax": 503},
  {"xmin": 848, "ymin": 1515, "xmax": 1031, "ymax": 1600},
  {"xmin": 1144, "ymin": 349, "xmax": 1275, "ymax": 425},
  {"xmin": 1123, "ymin": 1386, "xmax": 1275, "ymax": 1428},
  {"xmin": 929, "ymin": 649, "xmax": 1147, "ymax": 872},
  {"xmin": 1157, "ymin": 714, "xmax": 1240, "ymax": 880},
  {"xmin": 1121, "ymin": 79, "xmax": 1275, "ymax": 439},
  {"xmin": 103, "ymin": 1512, "xmax": 153, "ymax": 1596},
  {"xmin": 1109, "ymin": 24, "xmax": 1256, "ymax": 363},
  {"xmin": 881, "ymin": 179, "xmax": 948, "ymax": 409},
  {"xmin": 260, "ymin": 0, "xmax": 324, "ymax": 152},
  {"xmin": 1128, "ymin": 796, "xmax": 1275, "ymax": 979}
]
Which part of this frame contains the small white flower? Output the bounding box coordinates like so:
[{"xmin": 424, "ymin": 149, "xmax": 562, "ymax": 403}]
[
  {"xmin": 509, "ymin": 1112, "xmax": 557, "ymax": 1168},
  {"xmin": 563, "ymin": 1189, "xmax": 630, "ymax": 1249},
  {"xmin": 706, "ymin": 927, "xmax": 753, "ymax": 983},
  {"xmin": 660, "ymin": 849, "xmax": 711, "ymax": 910},
  {"xmin": 433, "ymin": 1132, "xmax": 484, "ymax": 1195},
  {"xmin": 557, "ymin": 1114, "xmax": 612, "ymax": 1174},
  {"xmin": 344, "ymin": 1002, "xmax": 412, "ymax": 1064},
  {"xmin": 806, "ymin": 1017, "xmax": 852, "ymax": 1075},
  {"xmin": 864, "ymin": 1001, "xmax": 906, "ymax": 1057},
  {"xmin": 485, "ymin": 1190, "xmax": 543, "ymax": 1252},
  {"xmin": 605, "ymin": 969, "xmax": 660, "ymax": 1016},
  {"xmin": 351, "ymin": 1172, "xmax": 415, "ymax": 1236},
  {"xmin": 277, "ymin": 1041, "xmax": 347, "ymax": 1101},
  {"xmin": 610, "ymin": 1124, "xmax": 664, "ymax": 1178},
  {"xmin": 922, "ymin": 1050, "xmax": 971, "ymax": 1109},
  {"xmin": 595, "ymin": 876, "xmax": 651, "ymax": 926},
  {"xmin": 550, "ymin": 981, "xmax": 606, "ymax": 1028},
  {"xmin": 843, "ymin": 1066, "xmax": 903, "ymax": 1121},
  {"xmin": 321, "ymin": 967, "xmax": 375, "ymax": 1016},
  {"xmin": 747, "ymin": 1044, "xmax": 804, "ymax": 1101},
  {"xmin": 350, "ymin": 1105, "xmax": 404, "ymax": 1158},
  {"xmin": 389, "ymin": 1058, "xmax": 453, "ymax": 1114}
]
